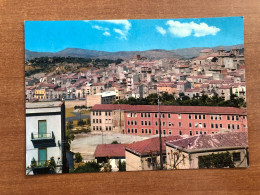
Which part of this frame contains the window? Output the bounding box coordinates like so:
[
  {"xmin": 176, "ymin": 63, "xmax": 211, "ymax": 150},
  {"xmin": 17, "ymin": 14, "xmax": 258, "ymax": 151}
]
[
  {"xmin": 168, "ymin": 114, "xmax": 171, "ymax": 118},
  {"xmin": 215, "ymin": 124, "xmax": 218, "ymax": 128},
  {"xmin": 189, "ymin": 131, "xmax": 192, "ymax": 136},
  {"xmin": 163, "ymin": 122, "xmax": 165, "ymax": 126},
  {"xmin": 195, "ymin": 123, "xmax": 198, "ymax": 127},
  {"xmin": 135, "ymin": 121, "xmax": 137, "ymax": 125},
  {"xmin": 215, "ymin": 115, "xmax": 217, "ymax": 120},
  {"xmin": 149, "ymin": 129, "xmax": 151, "ymax": 134},
  {"xmin": 156, "ymin": 130, "xmax": 158, "ymax": 134},
  {"xmin": 162, "ymin": 114, "xmax": 165, "ymax": 118},
  {"xmin": 145, "ymin": 113, "xmax": 147, "ymax": 118},
  {"xmin": 106, "ymin": 126, "xmax": 108, "ymax": 131},
  {"xmin": 99, "ymin": 119, "xmax": 102, "ymax": 123},
  {"xmin": 178, "ymin": 114, "xmax": 181, "ymax": 119},
  {"xmin": 211, "ymin": 124, "xmax": 214, "ymax": 128},
  {"xmin": 199, "ymin": 115, "xmax": 201, "ymax": 119},
  {"xmin": 93, "ymin": 112, "xmax": 95, "ymax": 116},
  {"xmin": 141, "ymin": 121, "xmax": 144, "ymax": 125},
  {"xmin": 96, "ymin": 119, "xmax": 98, "ymax": 123},
  {"xmin": 203, "ymin": 115, "xmax": 206, "ymax": 119},
  {"xmin": 195, "ymin": 114, "xmax": 197, "ymax": 119},
  {"xmin": 169, "ymin": 122, "xmax": 172, "ymax": 127},
  {"xmin": 189, "ymin": 123, "xmax": 192, "ymax": 127},
  {"xmin": 128, "ymin": 121, "xmax": 130, "ymax": 125},
  {"xmin": 99, "ymin": 111, "xmax": 101, "ymax": 116},
  {"xmin": 145, "ymin": 121, "xmax": 147, "ymax": 126},
  {"xmin": 220, "ymin": 124, "xmax": 223, "ymax": 128},
  {"xmin": 145, "ymin": 129, "xmax": 147, "ymax": 133},
  {"xmin": 149, "ymin": 121, "xmax": 151, "ymax": 126},
  {"xmin": 128, "ymin": 129, "xmax": 130, "ymax": 133},
  {"xmin": 232, "ymin": 124, "xmax": 235, "ymax": 129},
  {"xmin": 105, "ymin": 112, "xmax": 107, "ymax": 116},
  {"xmin": 155, "ymin": 121, "xmax": 158, "ymax": 126},
  {"xmin": 227, "ymin": 115, "xmax": 230, "ymax": 120},
  {"xmin": 179, "ymin": 130, "xmax": 182, "ymax": 135},
  {"xmin": 109, "ymin": 126, "xmax": 112, "ymax": 131},
  {"xmin": 203, "ymin": 123, "xmax": 206, "ymax": 128},
  {"xmin": 237, "ymin": 125, "xmax": 240, "ymax": 129},
  {"xmin": 141, "ymin": 113, "xmax": 143, "ymax": 117},
  {"xmin": 179, "ymin": 122, "xmax": 181, "ymax": 127},
  {"xmin": 163, "ymin": 130, "xmax": 166, "ymax": 134},
  {"xmin": 100, "ymin": 126, "xmax": 102, "ymax": 131},
  {"xmin": 232, "ymin": 115, "xmax": 234, "ymax": 121},
  {"xmin": 38, "ymin": 148, "xmax": 47, "ymax": 165},
  {"xmin": 189, "ymin": 114, "xmax": 192, "ymax": 119},
  {"xmin": 236, "ymin": 116, "xmax": 239, "ymax": 121},
  {"xmin": 131, "ymin": 121, "xmax": 133, "ymax": 125},
  {"xmin": 135, "ymin": 129, "xmax": 137, "ymax": 133},
  {"xmin": 199, "ymin": 123, "xmax": 202, "ymax": 128},
  {"xmin": 148, "ymin": 113, "xmax": 151, "ymax": 118},
  {"xmin": 233, "ymin": 152, "xmax": 241, "ymax": 161},
  {"xmin": 96, "ymin": 126, "xmax": 99, "ymax": 130},
  {"xmin": 211, "ymin": 115, "xmax": 213, "ymax": 120},
  {"xmin": 169, "ymin": 130, "xmax": 172, "ymax": 135},
  {"xmin": 142, "ymin": 129, "xmax": 144, "ymax": 133},
  {"xmin": 93, "ymin": 119, "xmax": 95, "ymax": 123},
  {"xmin": 204, "ymin": 132, "xmax": 207, "ymax": 134},
  {"xmin": 212, "ymin": 132, "xmax": 214, "ymax": 134},
  {"xmin": 200, "ymin": 131, "xmax": 202, "ymax": 134},
  {"xmin": 93, "ymin": 126, "xmax": 95, "ymax": 131},
  {"xmin": 228, "ymin": 124, "xmax": 231, "ymax": 129},
  {"xmin": 155, "ymin": 113, "xmax": 157, "ymax": 118},
  {"xmin": 196, "ymin": 131, "xmax": 198, "ymax": 135},
  {"xmin": 131, "ymin": 129, "xmax": 134, "ymax": 133},
  {"xmin": 219, "ymin": 115, "xmax": 222, "ymax": 120}
]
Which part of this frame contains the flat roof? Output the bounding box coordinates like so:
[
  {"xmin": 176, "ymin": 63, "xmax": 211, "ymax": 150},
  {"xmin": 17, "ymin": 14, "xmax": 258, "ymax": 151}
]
[{"xmin": 26, "ymin": 101, "xmax": 63, "ymax": 109}]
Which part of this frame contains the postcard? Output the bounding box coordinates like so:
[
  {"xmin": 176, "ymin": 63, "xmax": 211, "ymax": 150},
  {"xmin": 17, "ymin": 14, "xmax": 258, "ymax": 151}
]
[{"xmin": 25, "ymin": 16, "xmax": 247, "ymax": 175}]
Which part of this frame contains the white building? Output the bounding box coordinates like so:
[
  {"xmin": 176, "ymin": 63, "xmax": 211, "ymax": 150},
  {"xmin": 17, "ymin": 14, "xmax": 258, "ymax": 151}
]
[{"xmin": 26, "ymin": 101, "xmax": 67, "ymax": 175}]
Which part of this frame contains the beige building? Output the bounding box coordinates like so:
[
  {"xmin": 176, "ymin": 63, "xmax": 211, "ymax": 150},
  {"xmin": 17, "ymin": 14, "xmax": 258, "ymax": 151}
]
[
  {"xmin": 91, "ymin": 104, "xmax": 126, "ymax": 133},
  {"xmin": 86, "ymin": 91, "xmax": 116, "ymax": 108},
  {"xmin": 166, "ymin": 132, "xmax": 248, "ymax": 169},
  {"xmin": 125, "ymin": 136, "xmax": 181, "ymax": 171}
]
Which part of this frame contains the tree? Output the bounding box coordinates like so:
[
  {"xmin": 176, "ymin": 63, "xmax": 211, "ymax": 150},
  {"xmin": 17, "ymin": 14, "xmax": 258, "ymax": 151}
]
[
  {"xmin": 66, "ymin": 129, "xmax": 75, "ymax": 151},
  {"xmin": 167, "ymin": 149, "xmax": 186, "ymax": 170},
  {"xmin": 74, "ymin": 152, "xmax": 83, "ymax": 163},
  {"xmin": 77, "ymin": 119, "xmax": 86, "ymax": 126},
  {"xmin": 67, "ymin": 121, "xmax": 73, "ymax": 130},
  {"xmin": 111, "ymin": 140, "xmax": 119, "ymax": 144},
  {"xmin": 198, "ymin": 152, "xmax": 235, "ymax": 168},
  {"xmin": 73, "ymin": 161, "xmax": 102, "ymax": 173}
]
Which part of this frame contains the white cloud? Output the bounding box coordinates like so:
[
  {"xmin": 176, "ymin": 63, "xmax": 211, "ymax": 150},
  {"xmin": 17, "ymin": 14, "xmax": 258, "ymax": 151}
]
[
  {"xmin": 103, "ymin": 31, "xmax": 111, "ymax": 36},
  {"xmin": 166, "ymin": 20, "xmax": 220, "ymax": 37},
  {"xmin": 100, "ymin": 19, "xmax": 131, "ymax": 40},
  {"xmin": 156, "ymin": 26, "xmax": 166, "ymax": 35},
  {"xmin": 92, "ymin": 25, "xmax": 109, "ymax": 31}
]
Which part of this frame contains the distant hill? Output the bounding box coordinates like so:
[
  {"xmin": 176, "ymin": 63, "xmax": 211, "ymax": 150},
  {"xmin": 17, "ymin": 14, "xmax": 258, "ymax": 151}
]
[{"xmin": 25, "ymin": 44, "xmax": 244, "ymax": 61}]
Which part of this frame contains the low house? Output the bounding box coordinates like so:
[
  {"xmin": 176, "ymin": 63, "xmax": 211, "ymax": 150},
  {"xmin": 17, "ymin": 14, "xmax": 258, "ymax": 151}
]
[
  {"xmin": 125, "ymin": 136, "xmax": 181, "ymax": 171},
  {"xmin": 166, "ymin": 132, "xmax": 248, "ymax": 170},
  {"xmin": 94, "ymin": 144, "xmax": 126, "ymax": 171}
]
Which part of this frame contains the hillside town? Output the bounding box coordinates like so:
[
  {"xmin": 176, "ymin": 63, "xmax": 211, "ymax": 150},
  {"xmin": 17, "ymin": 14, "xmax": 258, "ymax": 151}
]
[{"xmin": 25, "ymin": 46, "xmax": 248, "ymax": 174}]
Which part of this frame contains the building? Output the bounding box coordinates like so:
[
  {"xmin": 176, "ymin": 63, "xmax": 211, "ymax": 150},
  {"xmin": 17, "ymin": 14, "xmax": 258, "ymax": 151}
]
[
  {"xmin": 86, "ymin": 91, "xmax": 116, "ymax": 108},
  {"xmin": 125, "ymin": 136, "xmax": 181, "ymax": 171},
  {"xmin": 94, "ymin": 144, "xmax": 126, "ymax": 171},
  {"xmin": 166, "ymin": 132, "xmax": 248, "ymax": 169},
  {"xmin": 91, "ymin": 104, "xmax": 247, "ymax": 136},
  {"xmin": 26, "ymin": 101, "xmax": 68, "ymax": 175}
]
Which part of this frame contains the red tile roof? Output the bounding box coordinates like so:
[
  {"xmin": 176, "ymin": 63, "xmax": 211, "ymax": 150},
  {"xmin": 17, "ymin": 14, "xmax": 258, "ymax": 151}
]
[
  {"xmin": 126, "ymin": 136, "xmax": 182, "ymax": 155},
  {"xmin": 91, "ymin": 104, "xmax": 247, "ymax": 115},
  {"xmin": 166, "ymin": 132, "xmax": 248, "ymax": 152},
  {"xmin": 94, "ymin": 144, "xmax": 126, "ymax": 158}
]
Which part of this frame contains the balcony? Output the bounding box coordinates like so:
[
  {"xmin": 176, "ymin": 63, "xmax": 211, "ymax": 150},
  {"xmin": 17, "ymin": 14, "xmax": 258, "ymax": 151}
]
[{"xmin": 31, "ymin": 131, "xmax": 56, "ymax": 148}]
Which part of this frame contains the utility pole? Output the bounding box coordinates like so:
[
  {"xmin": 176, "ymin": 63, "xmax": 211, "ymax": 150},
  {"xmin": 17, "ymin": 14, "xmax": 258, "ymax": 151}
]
[{"xmin": 158, "ymin": 91, "xmax": 163, "ymax": 170}]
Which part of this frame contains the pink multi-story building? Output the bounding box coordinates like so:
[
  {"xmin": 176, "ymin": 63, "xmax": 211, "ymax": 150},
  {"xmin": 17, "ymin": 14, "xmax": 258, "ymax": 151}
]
[{"xmin": 91, "ymin": 104, "xmax": 247, "ymax": 136}]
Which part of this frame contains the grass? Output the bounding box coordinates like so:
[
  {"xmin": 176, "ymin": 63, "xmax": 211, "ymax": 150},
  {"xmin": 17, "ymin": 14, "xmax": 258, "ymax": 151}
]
[{"xmin": 65, "ymin": 107, "xmax": 76, "ymax": 118}]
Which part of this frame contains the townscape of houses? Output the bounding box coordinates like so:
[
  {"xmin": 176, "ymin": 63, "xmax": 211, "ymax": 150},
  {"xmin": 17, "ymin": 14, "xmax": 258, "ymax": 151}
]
[
  {"xmin": 25, "ymin": 47, "xmax": 245, "ymax": 104},
  {"xmin": 25, "ymin": 47, "xmax": 248, "ymax": 174}
]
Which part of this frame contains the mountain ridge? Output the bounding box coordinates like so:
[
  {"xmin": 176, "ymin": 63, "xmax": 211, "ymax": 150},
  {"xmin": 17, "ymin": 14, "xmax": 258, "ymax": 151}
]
[{"xmin": 25, "ymin": 44, "xmax": 244, "ymax": 61}]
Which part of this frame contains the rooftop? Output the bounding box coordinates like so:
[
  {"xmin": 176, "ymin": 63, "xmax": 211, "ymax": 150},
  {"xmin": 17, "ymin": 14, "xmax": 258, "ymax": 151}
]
[
  {"xmin": 94, "ymin": 144, "xmax": 127, "ymax": 158},
  {"xmin": 26, "ymin": 101, "xmax": 63, "ymax": 109},
  {"xmin": 166, "ymin": 132, "xmax": 248, "ymax": 153},
  {"xmin": 91, "ymin": 104, "xmax": 247, "ymax": 115}
]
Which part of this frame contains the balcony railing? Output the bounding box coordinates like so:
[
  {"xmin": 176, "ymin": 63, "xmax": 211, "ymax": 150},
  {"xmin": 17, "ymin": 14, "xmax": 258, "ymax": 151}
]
[
  {"xmin": 31, "ymin": 131, "xmax": 56, "ymax": 148},
  {"xmin": 31, "ymin": 131, "xmax": 55, "ymax": 140}
]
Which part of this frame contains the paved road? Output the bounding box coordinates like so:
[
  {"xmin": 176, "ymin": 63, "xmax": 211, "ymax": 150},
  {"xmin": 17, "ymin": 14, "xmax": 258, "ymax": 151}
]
[{"xmin": 66, "ymin": 112, "xmax": 90, "ymax": 122}]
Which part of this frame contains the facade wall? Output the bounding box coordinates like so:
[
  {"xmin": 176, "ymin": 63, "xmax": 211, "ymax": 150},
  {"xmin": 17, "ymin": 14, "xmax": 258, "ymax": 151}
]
[
  {"xmin": 86, "ymin": 95, "xmax": 102, "ymax": 107},
  {"xmin": 124, "ymin": 112, "xmax": 247, "ymax": 136},
  {"xmin": 26, "ymin": 109, "xmax": 62, "ymax": 174},
  {"xmin": 166, "ymin": 146, "xmax": 248, "ymax": 169}
]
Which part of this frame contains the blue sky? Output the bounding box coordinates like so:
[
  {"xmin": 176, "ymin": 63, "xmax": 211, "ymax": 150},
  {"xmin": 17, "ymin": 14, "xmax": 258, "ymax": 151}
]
[{"xmin": 25, "ymin": 17, "xmax": 244, "ymax": 52}]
